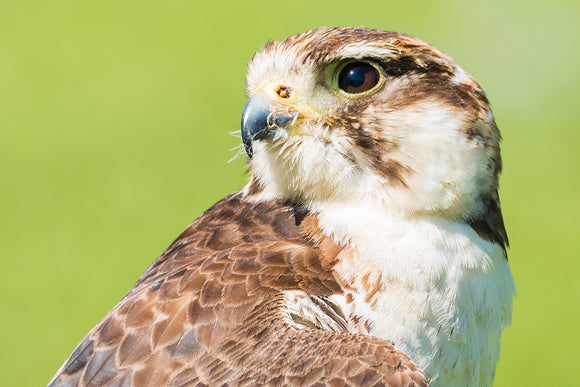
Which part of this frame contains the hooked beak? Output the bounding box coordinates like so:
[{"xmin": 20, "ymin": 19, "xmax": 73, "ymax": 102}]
[{"xmin": 240, "ymin": 92, "xmax": 298, "ymax": 158}]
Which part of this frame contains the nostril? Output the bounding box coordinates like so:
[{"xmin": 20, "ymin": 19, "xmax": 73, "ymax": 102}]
[{"xmin": 275, "ymin": 86, "xmax": 292, "ymax": 99}]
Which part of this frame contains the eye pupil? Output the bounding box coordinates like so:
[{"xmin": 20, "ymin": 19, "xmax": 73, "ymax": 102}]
[{"xmin": 338, "ymin": 62, "xmax": 380, "ymax": 94}]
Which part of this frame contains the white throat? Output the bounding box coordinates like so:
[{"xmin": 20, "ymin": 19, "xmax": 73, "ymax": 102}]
[{"xmin": 314, "ymin": 199, "xmax": 515, "ymax": 386}]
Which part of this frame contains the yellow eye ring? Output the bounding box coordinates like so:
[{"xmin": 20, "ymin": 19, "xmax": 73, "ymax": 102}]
[{"xmin": 328, "ymin": 60, "xmax": 386, "ymax": 98}]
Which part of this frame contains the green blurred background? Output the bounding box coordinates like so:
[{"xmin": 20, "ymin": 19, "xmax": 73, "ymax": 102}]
[{"xmin": 1, "ymin": 0, "xmax": 578, "ymax": 385}]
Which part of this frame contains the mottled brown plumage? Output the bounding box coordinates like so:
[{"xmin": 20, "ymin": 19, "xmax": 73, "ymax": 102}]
[{"xmin": 50, "ymin": 193, "xmax": 427, "ymax": 386}]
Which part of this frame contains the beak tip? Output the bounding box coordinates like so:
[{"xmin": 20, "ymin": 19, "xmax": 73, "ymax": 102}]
[
  {"xmin": 240, "ymin": 92, "xmax": 298, "ymax": 158},
  {"xmin": 243, "ymin": 141, "xmax": 253, "ymax": 158},
  {"xmin": 241, "ymin": 93, "xmax": 271, "ymax": 158}
]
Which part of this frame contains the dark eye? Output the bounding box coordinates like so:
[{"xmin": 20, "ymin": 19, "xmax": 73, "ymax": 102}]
[{"xmin": 338, "ymin": 62, "xmax": 380, "ymax": 94}]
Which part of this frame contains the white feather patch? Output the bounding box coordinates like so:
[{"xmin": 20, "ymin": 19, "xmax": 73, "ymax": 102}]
[{"xmin": 315, "ymin": 201, "xmax": 515, "ymax": 387}]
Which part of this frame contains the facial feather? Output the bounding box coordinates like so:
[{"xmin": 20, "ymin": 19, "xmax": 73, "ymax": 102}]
[{"xmin": 245, "ymin": 27, "xmax": 502, "ymax": 223}]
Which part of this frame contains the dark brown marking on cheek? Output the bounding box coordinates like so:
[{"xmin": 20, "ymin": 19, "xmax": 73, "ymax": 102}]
[
  {"xmin": 334, "ymin": 94, "xmax": 378, "ymax": 121},
  {"xmin": 349, "ymin": 125, "xmax": 382, "ymax": 155},
  {"xmin": 373, "ymin": 159, "xmax": 410, "ymax": 187},
  {"xmin": 384, "ymin": 73, "xmax": 490, "ymax": 117},
  {"xmin": 341, "ymin": 109, "xmax": 385, "ymax": 149},
  {"xmin": 342, "ymin": 116, "xmax": 409, "ymax": 187},
  {"xmin": 352, "ymin": 131, "xmax": 382, "ymax": 150}
]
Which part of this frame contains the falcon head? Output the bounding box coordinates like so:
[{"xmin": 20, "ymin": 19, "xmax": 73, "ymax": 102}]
[{"xmin": 242, "ymin": 27, "xmax": 503, "ymax": 225}]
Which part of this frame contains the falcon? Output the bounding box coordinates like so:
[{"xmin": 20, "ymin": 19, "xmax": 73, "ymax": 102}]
[{"xmin": 49, "ymin": 27, "xmax": 515, "ymax": 386}]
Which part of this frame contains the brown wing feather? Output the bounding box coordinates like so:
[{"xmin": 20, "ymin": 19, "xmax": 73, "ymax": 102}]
[{"xmin": 49, "ymin": 192, "xmax": 427, "ymax": 386}]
